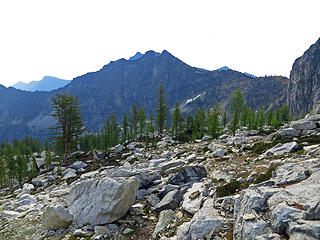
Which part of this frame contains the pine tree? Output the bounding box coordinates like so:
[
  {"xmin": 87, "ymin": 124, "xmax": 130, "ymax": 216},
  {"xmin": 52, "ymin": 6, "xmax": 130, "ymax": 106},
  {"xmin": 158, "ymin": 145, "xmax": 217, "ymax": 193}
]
[
  {"xmin": 155, "ymin": 84, "xmax": 169, "ymax": 134},
  {"xmin": 229, "ymin": 89, "xmax": 245, "ymax": 136},
  {"xmin": 128, "ymin": 104, "xmax": 139, "ymax": 137},
  {"xmin": 103, "ymin": 112, "xmax": 120, "ymax": 150},
  {"xmin": 122, "ymin": 113, "xmax": 129, "ymax": 142},
  {"xmin": 0, "ymin": 155, "xmax": 7, "ymax": 187},
  {"xmin": 172, "ymin": 101, "xmax": 183, "ymax": 138},
  {"xmin": 49, "ymin": 93, "xmax": 83, "ymax": 161},
  {"xmin": 208, "ymin": 103, "xmax": 221, "ymax": 139},
  {"xmin": 281, "ymin": 104, "xmax": 290, "ymax": 123},
  {"xmin": 257, "ymin": 108, "xmax": 266, "ymax": 130},
  {"xmin": 138, "ymin": 107, "xmax": 147, "ymax": 137},
  {"xmin": 267, "ymin": 109, "xmax": 273, "ymax": 126},
  {"xmin": 222, "ymin": 111, "xmax": 227, "ymax": 128}
]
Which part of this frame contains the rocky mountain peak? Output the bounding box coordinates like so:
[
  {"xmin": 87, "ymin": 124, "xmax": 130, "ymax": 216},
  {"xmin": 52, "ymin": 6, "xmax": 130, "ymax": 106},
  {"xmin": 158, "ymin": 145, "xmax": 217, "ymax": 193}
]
[{"xmin": 287, "ymin": 37, "xmax": 320, "ymax": 115}]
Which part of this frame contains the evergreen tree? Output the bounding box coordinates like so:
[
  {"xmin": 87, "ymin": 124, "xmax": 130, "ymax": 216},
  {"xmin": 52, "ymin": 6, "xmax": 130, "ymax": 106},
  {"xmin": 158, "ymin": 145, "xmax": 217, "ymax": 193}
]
[
  {"xmin": 172, "ymin": 101, "xmax": 183, "ymax": 138},
  {"xmin": 138, "ymin": 107, "xmax": 147, "ymax": 137},
  {"xmin": 208, "ymin": 103, "xmax": 221, "ymax": 139},
  {"xmin": 122, "ymin": 113, "xmax": 129, "ymax": 142},
  {"xmin": 267, "ymin": 109, "xmax": 273, "ymax": 126},
  {"xmin": 128, "ymin": 104, "xmax": 139, "ymax": 137},
  {"xmin": 194, "ymin": 108, "xmax": 206, "ymax": 139},
  {"xmin": 281, "ymin": 104, "xmax": 290, "ymax": 123},
  {"xmin": 222, "ymin": 111, "xmax": 227, "ymax": 128},
  {"xmin": 155, "ymin": 84, "xmax": 169, "ymax": 134},
  {"xmin": 257, "ymin": 108, "xmax": 266, "ymax": 130},
  {"xmin": 103, "ymin": 112, "xmax": 120, "ymax": 151},
  {"xmin": 229, "ymin": 89, "xmax": 245, "ymax": 136},
  {"xmin": 49, "ymin": 93, "xmax": 83, "ymax": 161},
  {"xmin": 0, "ymin": 156, "xmax": 7, "ymax": 187}
]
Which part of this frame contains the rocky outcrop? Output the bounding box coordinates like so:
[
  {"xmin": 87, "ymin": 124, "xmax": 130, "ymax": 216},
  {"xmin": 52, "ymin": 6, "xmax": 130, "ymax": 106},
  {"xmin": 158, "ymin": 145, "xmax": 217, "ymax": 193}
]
[
  {"xmin": 67, "ymin": 176, "xmax": 139, "ymax": 226},
  {"xmin": 234, "ymin": 158, "xmax": 320, "ymax": 240},
  {"xmin": 287, "ymin": 37, "xmax": 320, "ymax": 116}
]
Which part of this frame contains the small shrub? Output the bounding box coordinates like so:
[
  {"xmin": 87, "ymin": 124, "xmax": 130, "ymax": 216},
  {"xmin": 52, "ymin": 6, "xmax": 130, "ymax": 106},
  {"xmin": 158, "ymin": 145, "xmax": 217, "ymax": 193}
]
[
  {"xmin": 254, "ymin": 163, "xmax": 281, "ymax": 184},
  {"xmin": 216, "ymin": 180, "xmax": 242, "ymax": 198}
]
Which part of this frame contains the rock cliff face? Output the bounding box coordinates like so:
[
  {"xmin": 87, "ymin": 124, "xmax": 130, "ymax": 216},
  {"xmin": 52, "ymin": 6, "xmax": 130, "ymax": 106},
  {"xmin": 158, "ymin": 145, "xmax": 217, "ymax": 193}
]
[{"xmin": 287, "ymin": 38, "xmax": 320, "ymax": 115}]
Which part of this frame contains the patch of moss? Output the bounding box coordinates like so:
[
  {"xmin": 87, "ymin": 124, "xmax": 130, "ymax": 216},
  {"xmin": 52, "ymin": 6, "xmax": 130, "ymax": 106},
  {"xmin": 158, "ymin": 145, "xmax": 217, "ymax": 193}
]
[{"xmin": 254, "ymin": 163, "xmax": 281, "ymax": 184}]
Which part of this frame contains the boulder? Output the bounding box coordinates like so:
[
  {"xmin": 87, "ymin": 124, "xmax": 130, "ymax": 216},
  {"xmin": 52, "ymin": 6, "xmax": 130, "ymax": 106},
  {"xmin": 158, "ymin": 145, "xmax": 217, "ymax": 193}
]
[
  {"xmin": 182, "ymin": 182, "xmax": 206, "ymax": 214},
  {"xmin": 212, "ymin": 149, "xmax": 225, "ymax": 157},
  {"xmin": 265, "ymin": 142, "xmax": 299, "ymax": 156},
  {"xmin": 70, "ymin": 161, "xmax": 87, "ymax": 170},
  {"xmin": 277, "ymin": 128, "xmax": 301, "ymax": 138},
  {"xmin": 42, "ymin": 205, "xmax": 73, "ymax": 230},
  {"xmin": 93, "ymin": 150, "xmax": 105, "ymax": 160},
  {"xmin": 176, "ymin": 198, "xmax": 225, "ymax": 240},
  {"xmin": 291, "ymin": 119, "xmax": 317, "ymax": 130},
  {"xmin": 22, "ymin": 183, "xmax": 34, "ymax": 193},
  {"xmin": 62, "ymin": 168, "xmax": 77, "ymax": 180},
  {"xmin": 152, "ymin": 209, "xmax": 176, "ymax": 239},
  {"xmin": 15, "ymin": 193, "xmax": 37, "ymax": 206},
  {"xmin": 167, "ymin": 166, "xmax": 207, "ymax": 185},
  {"xmin": 67, "ymin": 176, "xmax": 139, "ymax": 226},
  {"xmin": 153, "ymin": 189, "xmax": 182, "ymax": 213}
]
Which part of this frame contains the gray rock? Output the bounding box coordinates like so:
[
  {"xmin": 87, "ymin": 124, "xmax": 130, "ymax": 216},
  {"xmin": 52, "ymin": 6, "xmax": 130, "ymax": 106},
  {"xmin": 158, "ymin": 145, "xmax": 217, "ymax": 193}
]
[
  {"xmin": 62, "ymin": 168, "xmax": 77, "ymax": 180},
  {"xmin": 93, "ymin": 150, "xmax": 105, "ymax": 160},
  {"xmin": 67, "ymin": 176, "xmax": 139, "ymax": 226},
  {"xmin": 182, "ymin": 182, "xmax": 206, "ymax": 214},
  {"xmin": 42, "ymin": 205, "xmax": 73, "ymax": 230},
  {"xmin": 265, "ymin": 142, "xmax": 299, "ymax": 156},
  {"xmin": 146, "ymin": 194, "xmax": 161, "ymax": 208},
  {"xmin": 152, "ymin": 210, "xmax": 176, "ymax": 239},
  {"xmin": 153, "ymin": 190, "xmax": 182, "ymax": 213},
  {"xmin": 15, "ymin": 193, "xmax": 37, "ymax": 206},
  {"xmin": 291, "ymin": 119, "xmax": 317, "ymax": 130},
  {"xmin": 136, "ymin": 189, "xmax": 147, "ymax": 200},
  {"xmin": 127, "ymin": 142, "xmax": 139, "ymax": 150},
  {"xmin": 277, "ymin": 128, "xmax": 301, "ymax": 138},
  {"xmin": 31, "ymin": 178, "xmax": 47, "ymax": 187},
  {"xmin": 168, "ymin": 166, "xmax": 207, "ymax": 185},
  {"xmin": 70, "ymin": 161, "xmax": 87, "ymax": 170},
  {"xmin": 114, "ymin": 144, "xmax": 124, "ymax": 153},
  {"xmin": 212, "ymin": 148, "xmax": 225, "ymax": 157},
  {"xmin": 22, "ymin": 183, "xmax": 34, "ymax": 193},
  {"xmin": 176, "ymin": 198, "xmax": 225, "ymax": 240}
]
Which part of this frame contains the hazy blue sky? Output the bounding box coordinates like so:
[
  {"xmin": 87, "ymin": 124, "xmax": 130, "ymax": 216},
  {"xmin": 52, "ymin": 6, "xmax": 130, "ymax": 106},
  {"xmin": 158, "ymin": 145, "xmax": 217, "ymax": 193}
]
[{"xmin": 0, "ymin": 0, "xmax": 319, "ymax": 87}]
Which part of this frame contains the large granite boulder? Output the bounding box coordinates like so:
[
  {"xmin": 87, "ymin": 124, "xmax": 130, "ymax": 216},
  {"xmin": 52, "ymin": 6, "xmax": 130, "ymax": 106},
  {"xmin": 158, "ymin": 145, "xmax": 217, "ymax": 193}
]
[{"xmin": 67, "ymin": 176, "xmax": 139, "ymax": 226}]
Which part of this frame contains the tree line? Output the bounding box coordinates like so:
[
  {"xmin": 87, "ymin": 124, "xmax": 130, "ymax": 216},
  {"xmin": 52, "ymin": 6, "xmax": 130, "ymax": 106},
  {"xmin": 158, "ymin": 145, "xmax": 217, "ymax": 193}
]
[{"xmin": 0, "ymin": 86, "xmax": 292, "ymax": 189}]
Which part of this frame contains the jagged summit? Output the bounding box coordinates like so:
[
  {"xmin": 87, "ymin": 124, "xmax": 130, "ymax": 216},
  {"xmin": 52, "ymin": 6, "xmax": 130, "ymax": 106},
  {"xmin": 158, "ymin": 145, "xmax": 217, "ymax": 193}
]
[{"xmin": 128, "ymin": 52, "xmax": 144, "ymax": 61}]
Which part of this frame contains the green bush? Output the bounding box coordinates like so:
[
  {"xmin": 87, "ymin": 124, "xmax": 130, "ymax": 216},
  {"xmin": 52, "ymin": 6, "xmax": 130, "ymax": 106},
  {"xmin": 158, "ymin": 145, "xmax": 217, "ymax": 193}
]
[
  {"xmin": 216, "ymin": 180, "xmax": 242, "ymax": 198},
  {"xmin": 254, "ymin": 163, "xmax": 280, "ymax": 184}
]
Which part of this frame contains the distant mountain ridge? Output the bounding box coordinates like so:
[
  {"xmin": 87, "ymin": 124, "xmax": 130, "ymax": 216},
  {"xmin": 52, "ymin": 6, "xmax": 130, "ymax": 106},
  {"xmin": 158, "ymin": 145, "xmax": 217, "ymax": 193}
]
[
  {"xmin": 0, "ymin": 49, "xmax": 289, "ymax": 141},
  {"xmin": 12, "ymin": 76, "xmax": 70, "ymax": 92}
]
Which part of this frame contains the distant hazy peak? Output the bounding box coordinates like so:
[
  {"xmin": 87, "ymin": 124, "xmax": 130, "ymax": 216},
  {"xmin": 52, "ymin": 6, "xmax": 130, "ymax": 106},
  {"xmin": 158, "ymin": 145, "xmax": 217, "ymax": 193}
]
[
  {"xmin": 216, "ymin": 66, "xmax": 231, "ymax": 71},
  {"xmin": 12, "ymin": 76, "xmax": 71, "ymax": 92}
]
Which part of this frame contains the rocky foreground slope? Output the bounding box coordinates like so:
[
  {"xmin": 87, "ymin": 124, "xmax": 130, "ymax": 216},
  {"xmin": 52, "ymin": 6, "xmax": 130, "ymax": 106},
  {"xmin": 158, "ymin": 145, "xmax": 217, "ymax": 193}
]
[{"xmin": 1, "ymin": 116, "xmax": 320, "ymax": 240}]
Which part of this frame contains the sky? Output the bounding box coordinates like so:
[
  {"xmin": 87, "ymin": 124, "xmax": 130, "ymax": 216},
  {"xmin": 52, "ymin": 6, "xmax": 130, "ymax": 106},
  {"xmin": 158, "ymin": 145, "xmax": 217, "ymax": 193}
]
[{"xmin": 0, "ymin": 0, "xmax": 320, "ymax": 87}]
